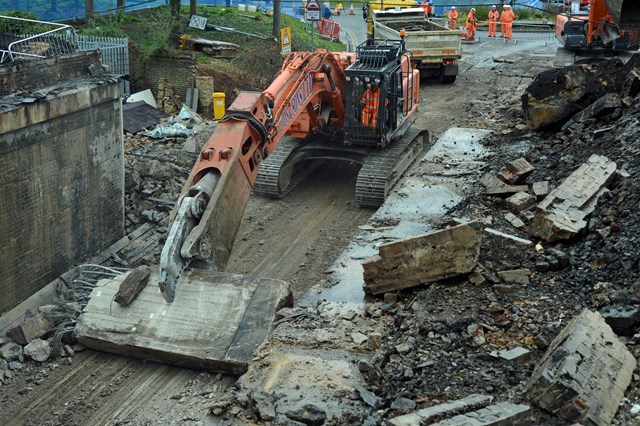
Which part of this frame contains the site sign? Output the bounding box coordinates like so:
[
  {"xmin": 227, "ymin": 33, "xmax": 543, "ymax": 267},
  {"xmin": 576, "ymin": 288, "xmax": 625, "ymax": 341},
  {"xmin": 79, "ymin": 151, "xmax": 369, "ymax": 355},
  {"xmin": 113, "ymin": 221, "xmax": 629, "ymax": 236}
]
[{"xmin": 281, "ymin": 27, "xmax": 292, "ymax": 56}]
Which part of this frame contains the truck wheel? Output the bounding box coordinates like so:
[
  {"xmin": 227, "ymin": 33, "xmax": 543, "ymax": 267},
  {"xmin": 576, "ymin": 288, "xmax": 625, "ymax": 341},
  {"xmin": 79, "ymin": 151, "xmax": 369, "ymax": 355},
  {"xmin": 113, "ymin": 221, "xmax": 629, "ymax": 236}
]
[{"xmin": 441, "ymin": 75, "xmax": 456, "ymax": 84}]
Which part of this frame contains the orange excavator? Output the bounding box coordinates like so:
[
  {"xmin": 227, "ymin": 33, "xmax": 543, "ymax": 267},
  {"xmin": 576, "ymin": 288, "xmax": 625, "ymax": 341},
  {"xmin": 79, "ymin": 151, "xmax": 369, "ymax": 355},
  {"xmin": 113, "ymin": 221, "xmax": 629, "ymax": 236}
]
[
  {"xmin": 556, "ymin": 0, "xmax": 640, "ymax": 51},
  {"xmin": 159, "ymin": 39, "xmax": 426, "ymax": 301}
]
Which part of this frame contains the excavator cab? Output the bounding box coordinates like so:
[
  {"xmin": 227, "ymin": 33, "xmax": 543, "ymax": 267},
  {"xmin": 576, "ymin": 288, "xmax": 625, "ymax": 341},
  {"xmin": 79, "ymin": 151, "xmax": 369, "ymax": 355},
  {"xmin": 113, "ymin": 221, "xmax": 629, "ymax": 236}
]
[{"xmin": 343, "ymin": 40, "xmax": 418, "ymax": 148}]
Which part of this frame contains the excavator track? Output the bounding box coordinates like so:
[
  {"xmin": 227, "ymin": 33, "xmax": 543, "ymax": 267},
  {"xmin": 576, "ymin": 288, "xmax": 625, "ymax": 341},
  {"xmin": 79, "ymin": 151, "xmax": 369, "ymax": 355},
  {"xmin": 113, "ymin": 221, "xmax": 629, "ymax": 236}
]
[
  {"xmin": 355, "ymin": 127, "xmax": 428, "ymax": 208},
  {"xmin": 254, "ymin": 137, "xmax": 323, "ymax": 198}
]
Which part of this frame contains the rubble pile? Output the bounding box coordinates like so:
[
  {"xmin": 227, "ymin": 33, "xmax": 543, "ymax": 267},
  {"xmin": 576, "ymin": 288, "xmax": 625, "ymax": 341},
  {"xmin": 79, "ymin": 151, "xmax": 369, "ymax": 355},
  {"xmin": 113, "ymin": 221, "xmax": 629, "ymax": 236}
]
[
  {"xmin": 123, "ymin": 112, "xmax": 217, "ymax": 235},
  {"xmin": 353, "ymin": 58, "xmax": 640, "ymax": 424}
]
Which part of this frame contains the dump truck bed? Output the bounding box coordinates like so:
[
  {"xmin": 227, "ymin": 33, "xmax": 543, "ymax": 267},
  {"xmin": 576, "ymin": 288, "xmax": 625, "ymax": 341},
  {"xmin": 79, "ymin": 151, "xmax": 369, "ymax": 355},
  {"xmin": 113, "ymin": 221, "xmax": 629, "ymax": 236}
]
[{"xmin": 373, "ymin": 9, "xmax": 461, "ymax": 66}]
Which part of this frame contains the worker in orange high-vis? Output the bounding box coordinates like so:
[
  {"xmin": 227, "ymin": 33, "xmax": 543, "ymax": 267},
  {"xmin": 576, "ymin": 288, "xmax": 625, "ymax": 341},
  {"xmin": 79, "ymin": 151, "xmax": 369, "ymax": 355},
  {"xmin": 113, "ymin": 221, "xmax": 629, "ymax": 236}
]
[
  {"xmin": 500, "ymin": 4, "xmax": 515, "ymax": 39},
  {"xmin": 448, "ymin": 6, "xmax": 458, "ymax": 31},
  {"xmin": 420, "ymin": 0, "xmax": 429, "ymax": 17},
  {"xmin": 488, "ymin": 5, "xmax": 499, "ymax": 37},
  {"xmin": 360, "ymin": 83, "xmax": 381, "ymax": 128},
  {"xmin": 464, "ymin": 8, "xmax": 478, "ymax": 40}
]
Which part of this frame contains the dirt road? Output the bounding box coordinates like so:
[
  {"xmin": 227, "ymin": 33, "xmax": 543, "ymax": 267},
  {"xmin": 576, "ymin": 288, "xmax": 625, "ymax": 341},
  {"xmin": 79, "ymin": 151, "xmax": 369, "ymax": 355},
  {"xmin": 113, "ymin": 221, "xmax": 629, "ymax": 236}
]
[{"xmin": 0, "ymin": 37, "xmax": 556, "ymax": 425}]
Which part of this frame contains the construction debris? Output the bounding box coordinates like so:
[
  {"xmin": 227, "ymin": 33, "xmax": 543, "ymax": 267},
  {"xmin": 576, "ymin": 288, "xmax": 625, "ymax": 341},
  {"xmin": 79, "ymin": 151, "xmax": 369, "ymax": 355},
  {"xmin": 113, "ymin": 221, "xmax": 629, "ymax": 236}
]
[
  {"xmin": 570, "ymin": 92, "xmax": 621, "ymax": 123},
  {"xmin": 497, "ymin": 269, "xmax": 530, "ymax": 285},
  {"xmin": 75, "ymin": 270, "xmax": 292, "ymax": 374},
  {"xmin": 362, "ymin": 222, "xmax": 482, "ymax": 295},
  {"xmin": 521, "ymin": 56, "xmax": 639, "ymax": 130},
  {"xmin": 505, "ymin": 191, "xmax": 536, "ymax": 213},
  {"xmin": 498, "ymin": 158, "xmax": 534, "ymax": 184},
  {"xmin": 531, "ymin": 181, "xmax": 550, "ymax": 200},
  {"xmin": 23, "ymin": 338, "xmax": 50, "ymax": 363},
  {"xmin": 114, "ymin": 265, "xmax": 150, "ymax": 306},
  {"xmin": 525, "ymin": 309, "xmax": 636, "ymax": 425},
  {"xmin": 389, "ymin": 394, "xmax": 493, "ymax": 426},
  {"xmin": 432, "ymin": 401, "xmax": 531, "ymax": 425},
  {"xmin": 480, "ymin": 173, "xmax": 528, "ymax": 195},
  {"xmin": 530, "ymin": 154, "xmax": 617, "ymax": 241},
  {"xmin": 6, "ymin": 312, "xmax": 53, "ymax": 345}
]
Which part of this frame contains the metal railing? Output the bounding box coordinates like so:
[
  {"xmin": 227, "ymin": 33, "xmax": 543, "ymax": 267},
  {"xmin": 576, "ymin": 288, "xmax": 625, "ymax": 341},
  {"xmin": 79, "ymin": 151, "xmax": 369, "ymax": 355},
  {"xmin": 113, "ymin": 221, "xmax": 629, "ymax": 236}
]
[
  {"xmin": 476, "ymin": 22, "xmax": 556, "ymax": 44},
  {"xmin": 77, "ymin": 35, "xmax": 130, "ymax": 77},
  {"xmin": 0, "ymin": 15, "xmax": 78, "ymax": 64}
]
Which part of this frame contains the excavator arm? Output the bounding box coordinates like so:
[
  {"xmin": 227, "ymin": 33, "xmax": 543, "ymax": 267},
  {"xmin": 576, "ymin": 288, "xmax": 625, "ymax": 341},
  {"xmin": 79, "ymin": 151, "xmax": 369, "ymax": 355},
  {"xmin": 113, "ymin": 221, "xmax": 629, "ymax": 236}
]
[{"xmin": 159, "ymin": 49, "xmax": 354, "ymax": 302}]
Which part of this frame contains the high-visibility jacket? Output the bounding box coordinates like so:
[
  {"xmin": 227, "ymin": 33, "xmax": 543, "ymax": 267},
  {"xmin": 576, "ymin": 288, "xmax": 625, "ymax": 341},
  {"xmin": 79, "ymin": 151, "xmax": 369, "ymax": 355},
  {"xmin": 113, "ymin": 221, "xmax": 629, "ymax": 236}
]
[
  {"xmin": 421, "ymin": 1, "xmax": 429, "ymax": 15},
  {"xmin": 361, "ymin": 87, "xmax": 380, "ymax": 127},
  {"xmin": 466, "ymin": 11, "xmax": 477, "ymax": 27},
  {"xmin": 500, "ymin": 10, "xmax": 515, "ymax": 23},
  {"xmin": 448, "ymin": 10, "xmax": 458, "ymax": 30},
  {"xmin": 488, "ymin": 10, "xmax": 499, "ymax": 22}
]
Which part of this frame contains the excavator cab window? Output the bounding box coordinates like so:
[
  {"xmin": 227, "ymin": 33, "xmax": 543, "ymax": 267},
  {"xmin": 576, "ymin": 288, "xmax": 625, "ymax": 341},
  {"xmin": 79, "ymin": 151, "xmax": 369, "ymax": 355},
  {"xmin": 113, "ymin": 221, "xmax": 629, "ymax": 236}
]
[{"xmin": 343, "ymin": 40, "xmax": 405, "ymax": 148}]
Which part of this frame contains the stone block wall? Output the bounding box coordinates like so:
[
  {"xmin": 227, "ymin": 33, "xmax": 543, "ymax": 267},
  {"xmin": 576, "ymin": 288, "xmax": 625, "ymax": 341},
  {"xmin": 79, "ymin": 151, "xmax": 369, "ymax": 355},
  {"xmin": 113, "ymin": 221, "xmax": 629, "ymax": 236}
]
[
  {"xmin": 0, "ymin": 82, "xmax": 124, "ymax": 314},
  {"xmin": 129, "ymin": 50, "xmax": 196, "ymax": 106}
]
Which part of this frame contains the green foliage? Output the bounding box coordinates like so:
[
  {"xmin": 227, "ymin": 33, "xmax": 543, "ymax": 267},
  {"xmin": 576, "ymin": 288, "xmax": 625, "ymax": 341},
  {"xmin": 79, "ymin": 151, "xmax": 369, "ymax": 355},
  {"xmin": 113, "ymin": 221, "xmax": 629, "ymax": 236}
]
[
  {"xmin": 0, "ymin": 10, "xmax": 50, "ymax": 34},
  {"xmin": 74, "ymin": 4, "xmax": 343, "ymax": 57}
]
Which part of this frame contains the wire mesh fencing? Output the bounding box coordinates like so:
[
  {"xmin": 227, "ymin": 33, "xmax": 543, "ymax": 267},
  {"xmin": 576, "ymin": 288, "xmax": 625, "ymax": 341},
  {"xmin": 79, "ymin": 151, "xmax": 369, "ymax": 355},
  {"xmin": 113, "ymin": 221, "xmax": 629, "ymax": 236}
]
[{"xmin": 0, "ymin": 15, "xmax": 77, "ymax": 63}]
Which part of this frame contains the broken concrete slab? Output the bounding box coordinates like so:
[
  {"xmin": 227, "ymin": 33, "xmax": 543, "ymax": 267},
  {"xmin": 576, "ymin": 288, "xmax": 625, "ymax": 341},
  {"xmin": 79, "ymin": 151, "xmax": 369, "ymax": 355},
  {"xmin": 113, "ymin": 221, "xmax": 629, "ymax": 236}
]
[
  {"xmin": 504, "ymin": 212, "xmax": 525, "ymax": 229},
  {"xmin": 497, "ymin": 269, "xmax": 530, "ymax": 285},
  {"xmin": 525, "ymin": 309, "xmax": 636, "ymax": 425},
  {"xmin": 600, "ymin": 305, "xmax": 640, "ymax": 336},
  {"xmin": 621, "ymin": 70, "xmax": 640, "ymax": 98},
  {"xmin": 75, "ymin": 269, "xmax": 292, "ymax": 374},
  {"xmin": 362, "ymin": 222, "xmax": 482, "ymax": 295},
  {"xmin": 6, "ymin": 312, "xmax": 53, "ymax": 345},
  {"xmin": 505, "ymin": 192, "xmax": 537, "ymax": 213},
  {"xmin": 114, "ymin": 265, "xmax": 151, "ymax": 306},
  {"xmin": 480, "ymin": 173, "xmax": 529, "ymax": 196},
  {"xmin": 494, "ymin": 347, "xmax": 531, "ymax": 364},
  {"xmin": 530, "ymin": 154, "xmax": 617, "ymax": 241},
  {"xmin": 498, "ymin": 158, "xmax": 535, "ymax": 184},
  {"xmin": 389, "ymin": 394, "xmax": 494, "ymax": 426},
  {"xmin": 570, "ymin": 93, "xmax": 621, "ymax": 123},
  {"xmin": 532, "ymin": 181, "xmax": 551, "ymax": 200},
  {"xmin": 432, "ymin": 401, "xmax": 531, "ymax": 425},
  {"xmin": 521, "ymin": 59, "xmax": 628, "ymax": 130}
]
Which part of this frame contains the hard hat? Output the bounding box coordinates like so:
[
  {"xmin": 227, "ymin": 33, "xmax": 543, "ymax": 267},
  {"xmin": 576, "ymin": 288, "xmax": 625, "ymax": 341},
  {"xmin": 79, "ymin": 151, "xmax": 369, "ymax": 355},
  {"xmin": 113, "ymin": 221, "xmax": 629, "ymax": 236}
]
[
  {"xmin": 505, "ymin": 4, "xmax": 510, "ymax": 8},
  {"xmin": 492, "ymin": 4, "xmax": 497, "ymax": 8},
  {"xmin": 471, "ymin": 8, "xmax": 475, "ymax": 12},
  {"xmin": 451, "ymin": 6, "xmax": 456, "ymax": 9}
]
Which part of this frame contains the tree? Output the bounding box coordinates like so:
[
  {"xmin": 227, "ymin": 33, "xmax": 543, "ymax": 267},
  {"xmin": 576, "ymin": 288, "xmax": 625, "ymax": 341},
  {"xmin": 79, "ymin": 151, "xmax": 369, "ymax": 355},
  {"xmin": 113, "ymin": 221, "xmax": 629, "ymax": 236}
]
[
  {"xmin": 273, "ymin": 0, "xmax": 281, "ymax": 39},
  {"xmin": 170, "ymin": 0, "xmax": 180, "ymax": 19},
  {"xmin": 190, "ymin": 0, "xmax": 197, "ymax": 17},
  {"xmin": 85, "ymin": 0, "xmax": 94, "ymax": 18}
]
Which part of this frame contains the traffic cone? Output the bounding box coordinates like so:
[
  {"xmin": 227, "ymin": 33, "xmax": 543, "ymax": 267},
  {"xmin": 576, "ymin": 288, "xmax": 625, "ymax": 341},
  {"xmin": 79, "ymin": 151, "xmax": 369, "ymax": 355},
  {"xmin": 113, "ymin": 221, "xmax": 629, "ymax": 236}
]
[{"xmin": 349, "ymin": 4, "xmax": 355, "ymax": 15}]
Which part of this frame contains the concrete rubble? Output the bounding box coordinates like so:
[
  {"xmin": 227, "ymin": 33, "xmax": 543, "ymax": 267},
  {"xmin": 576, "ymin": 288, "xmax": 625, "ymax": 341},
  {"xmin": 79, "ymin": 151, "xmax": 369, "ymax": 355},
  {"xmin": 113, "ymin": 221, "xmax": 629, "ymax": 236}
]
[
  {"xmin": 530, "ymin": 154, "xmax": 617, "ymax": 241},
  {"xmin": 521, "ymin": 55, "xmax": 640, "ymax": 130},
  {"xmin": 498, "ymin": 158, "xmax": 534, "ymax": 184},
  {"xmin": 362, "ymin": 222, "xmax": 483, "ymax": 295},
  {"xmin": 114, "ymin": 265, "xmax": 151, "ymax": 306},
  {"xmin": 525, "ymin": 309, "xmax": 636, "ymax": 425}
]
